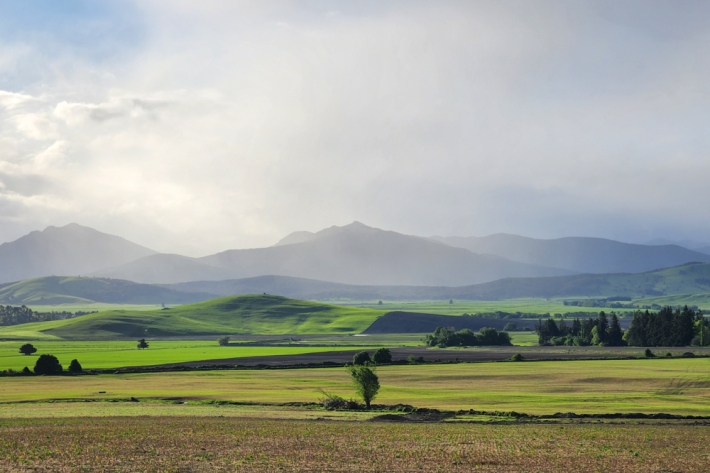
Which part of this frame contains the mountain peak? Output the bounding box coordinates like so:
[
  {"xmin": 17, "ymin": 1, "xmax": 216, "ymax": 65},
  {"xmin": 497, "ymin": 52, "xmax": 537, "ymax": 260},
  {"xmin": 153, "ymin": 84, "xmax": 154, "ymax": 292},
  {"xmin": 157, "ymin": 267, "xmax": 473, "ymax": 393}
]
[
  {"xmin": 274, "ymin": 222, "xmax": 381, "ymax": 247},
  {"xmin": 0, "ymin": 224, "xmax": 158, "ymax": 284}
]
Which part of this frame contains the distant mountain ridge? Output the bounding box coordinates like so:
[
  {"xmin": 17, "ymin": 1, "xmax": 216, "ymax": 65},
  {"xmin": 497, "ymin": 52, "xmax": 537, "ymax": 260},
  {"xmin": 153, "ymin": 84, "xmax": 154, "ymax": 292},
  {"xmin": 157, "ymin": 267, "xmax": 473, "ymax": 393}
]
[
  {"xmin": 431, "ymin": 233, "xmax": 710, "ymax": 274},
  {"xmin": 0, "ymin": 276, "xmax": 213, "ymax": 305},
  {"xmin": 3, "ymin": 222, "xmax": 710, "ymax": 290},
  {"xmin": 165, "ymin": 262, "xmax": 710, "ymax": 302},
  {"xmin": 0, "ymin": 224, "xmax": 157, "ymax": 284},
  {"xmin": 98, "ymin": 222, "xmax": 571, "ymax": 285}
]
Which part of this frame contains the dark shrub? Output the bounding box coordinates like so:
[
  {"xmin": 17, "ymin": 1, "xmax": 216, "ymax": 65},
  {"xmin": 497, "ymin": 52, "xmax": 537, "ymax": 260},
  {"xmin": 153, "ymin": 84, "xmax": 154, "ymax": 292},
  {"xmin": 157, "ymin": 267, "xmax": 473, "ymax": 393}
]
[
  {"xmin": 21, "ymin": 367, "xmax": 32, "ymax": 375},
  {"xmin": 34, "ymin": 354, "xmax": 62, "ymax": 375},
  {"xmin": 509, "ymin": 353, "xmax": 524, "ymax": 362},
  {"xmin": 682, "ymin": 352, "xmax": 695, "ymax": 358},
  {"xmin": 19, "ymin": 343, "xmax": 37, "ymax": 356},
  {"xmin": 318, "ymin": 390, "xmax": 361, "ymax": 410},
  {"xmin": 372, "ymin": 348, "xmax": 392, "ymax": 364},
  {"xmin": 137, "ymin": 339, "xmax": 149, "ymax": 349},
  {"xmin": 503, "ymin": 323, "xmax": 518, "ymax": 332},
  {"xmin": 352, "ymin": 351, "xmax": 371, "ymax": 365},
  {"xmin": 68, "ymin": 359, "xmax": 83, "ymax": 373},
  {"xmin": 644, "ymin": 348, "xmax": 655, "ymax": 358},
  {"xmin": 218, "ymin": 336, "xmax": 230, "ymax": 346}
]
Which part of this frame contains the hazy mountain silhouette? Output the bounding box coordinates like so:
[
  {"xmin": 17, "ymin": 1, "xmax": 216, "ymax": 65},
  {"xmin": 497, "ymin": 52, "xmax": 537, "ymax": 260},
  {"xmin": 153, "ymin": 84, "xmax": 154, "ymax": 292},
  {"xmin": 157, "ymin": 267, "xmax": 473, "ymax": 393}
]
[
  {"xmin": 0, "ymin": 224, "xmax": 157, "ymax": 284},
  {"xmin": 431, "ymin": 234, "xmax": 710, "ymax": 274},
  {"xmin": 165, "ymin": 262, "xmax": 710, "ymax": 301},
  {"xmin": 99, "ymin": 222, "xmax": 572, "ymax": 285},
  {"xmin": 0, "ymin": 276, "xmax": 212, "ymax": 305}
]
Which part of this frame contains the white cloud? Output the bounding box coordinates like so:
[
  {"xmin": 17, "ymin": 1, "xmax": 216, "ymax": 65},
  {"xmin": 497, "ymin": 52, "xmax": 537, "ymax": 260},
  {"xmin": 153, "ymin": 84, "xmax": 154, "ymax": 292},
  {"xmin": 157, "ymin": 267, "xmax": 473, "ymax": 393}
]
[{"xmin": 1, "ymin": 1, "xmax": 710, "ymax": 252}]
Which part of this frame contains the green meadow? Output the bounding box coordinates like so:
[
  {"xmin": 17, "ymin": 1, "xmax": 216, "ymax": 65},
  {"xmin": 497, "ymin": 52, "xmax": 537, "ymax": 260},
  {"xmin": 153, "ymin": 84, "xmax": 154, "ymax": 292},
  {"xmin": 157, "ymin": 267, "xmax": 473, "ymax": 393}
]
[
  {"xmin": 0, "ymin": 340, "xmax": 356, "ymax": 371},
  {"xmin": 0, "ymin": 295, "xmax": 386, "ymax": 340},
  {"xmin": 348, "ymin": 299, "xmax": 641, "ymax": 316},
  {"xmin": 1, "ymin": 358, "xmax": 709, "ymax": 415}
]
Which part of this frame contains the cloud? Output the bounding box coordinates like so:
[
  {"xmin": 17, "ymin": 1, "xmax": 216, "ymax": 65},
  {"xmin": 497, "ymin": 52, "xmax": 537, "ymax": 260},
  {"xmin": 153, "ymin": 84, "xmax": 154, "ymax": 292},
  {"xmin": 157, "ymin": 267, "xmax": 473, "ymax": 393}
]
[{"xmin": 1, "ymin": 1, "xmax": 710, "ymax": 252}]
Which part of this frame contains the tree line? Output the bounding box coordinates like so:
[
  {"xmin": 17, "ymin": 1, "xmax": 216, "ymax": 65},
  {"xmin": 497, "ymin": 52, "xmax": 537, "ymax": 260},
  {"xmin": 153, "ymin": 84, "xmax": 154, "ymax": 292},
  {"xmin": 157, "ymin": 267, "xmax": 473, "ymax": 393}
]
[
  {"xmin": 0, "ymin": 305, "xmax": 96, "ymax": 326},
  {"xmin": 536, "ymin": 306, "xmax": 707, "ymax": 347},
  {"xmin": 426, "ymin": 326, "xmax": 512, "ymax": 347}
]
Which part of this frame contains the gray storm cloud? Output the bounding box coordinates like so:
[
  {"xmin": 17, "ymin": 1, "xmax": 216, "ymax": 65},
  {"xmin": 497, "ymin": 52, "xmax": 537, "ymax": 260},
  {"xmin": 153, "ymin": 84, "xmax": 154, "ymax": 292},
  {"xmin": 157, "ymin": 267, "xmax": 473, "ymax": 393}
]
[{"xmin": 0, "ymin": 0, "xmax": 709, "ymax": 254}]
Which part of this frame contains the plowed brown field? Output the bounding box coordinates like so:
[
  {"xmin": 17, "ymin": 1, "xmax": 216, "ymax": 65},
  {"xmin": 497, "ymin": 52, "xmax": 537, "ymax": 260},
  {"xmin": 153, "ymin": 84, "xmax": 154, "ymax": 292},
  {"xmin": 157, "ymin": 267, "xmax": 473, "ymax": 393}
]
[{"xmin": 0, "ymin": 417, "xmax": 708, "ymax": 472}]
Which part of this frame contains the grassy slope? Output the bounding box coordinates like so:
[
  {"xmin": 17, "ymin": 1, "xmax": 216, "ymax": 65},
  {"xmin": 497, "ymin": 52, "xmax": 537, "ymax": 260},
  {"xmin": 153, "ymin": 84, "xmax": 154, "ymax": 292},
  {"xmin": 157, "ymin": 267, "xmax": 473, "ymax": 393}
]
[
  {"xmin": 0, "ymin": 340, "xmax": 351, "ymax": 371},
  {"xmin": 0, "ymin": 276, "xmax": 209, "ymax": 305},
  {"xmin": 0, "ymin": 277, "xmax": 95, "ymax": 305},
  {"xmin": 0, "ymin": 294, "xmax": 385, "ymax": 340},
  {"xmin": 1, "ymin": 359, "xmax": 709, "ymax": 415},
  {"xmin": 634, "ymin": 293, "xmax": 710, "ymax": 307}
]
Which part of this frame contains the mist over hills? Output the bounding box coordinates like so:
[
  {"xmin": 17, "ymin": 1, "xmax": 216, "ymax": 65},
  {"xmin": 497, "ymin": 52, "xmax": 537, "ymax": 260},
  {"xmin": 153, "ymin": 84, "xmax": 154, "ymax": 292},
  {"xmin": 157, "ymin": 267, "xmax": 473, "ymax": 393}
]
[
  {"xmin": 0, "ymin": 224, "xmax": 157, "ymax": 284},
  {"xmin": 98, "ymin": 222, "xmax": 571, "ymax": 285},
  {"xmin": 431, "ymin": 234, "xmax": 710, "ymax": 274},
  {"xmin": 167, "ymin": 263, "xmax": 710, "ymax": 302},
  {"xmin": 6, "ymin": 262, "xmax": 710, "ymax": 307},
  {"xmin": 0, "ymin": 276, "xmax": 213, "ymax": 305},
  {"xmin": 3, "ymin": 222, "xmax": 710, "ymax": 293}
]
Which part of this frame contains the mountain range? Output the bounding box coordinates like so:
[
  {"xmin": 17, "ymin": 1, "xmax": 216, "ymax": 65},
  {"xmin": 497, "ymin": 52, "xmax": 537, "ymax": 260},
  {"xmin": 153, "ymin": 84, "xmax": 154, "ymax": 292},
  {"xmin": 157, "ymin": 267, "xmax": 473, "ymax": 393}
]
[
  {"xmin": 0, "ymin": 224, "xmax": 156, "ymax": 284},
  {"xmin": 2, "ymin": 222, "xmax": 710, "ymax": 289},
  {"xmin": 7, "ymin": 262, "xmax": 710, "ymax": 306},
  {"xmin": 431, "ymin": 234, "xmax": 710, "ymax": 274}
]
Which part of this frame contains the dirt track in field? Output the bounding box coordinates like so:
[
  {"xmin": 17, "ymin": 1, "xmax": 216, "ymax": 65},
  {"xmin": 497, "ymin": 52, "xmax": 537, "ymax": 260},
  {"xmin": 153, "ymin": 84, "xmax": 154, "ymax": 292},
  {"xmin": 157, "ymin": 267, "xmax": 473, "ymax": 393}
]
[{"xmin": 151, "ymin": 345, "xmax": 687, "ymax": 368}]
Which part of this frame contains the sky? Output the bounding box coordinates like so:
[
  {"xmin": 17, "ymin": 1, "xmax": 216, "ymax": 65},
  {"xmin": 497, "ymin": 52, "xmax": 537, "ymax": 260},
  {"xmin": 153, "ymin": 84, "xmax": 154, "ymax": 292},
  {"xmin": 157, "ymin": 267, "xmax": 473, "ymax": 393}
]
[{"xmin": 1, "ymin": 0, "xmax": 710, "ymax": 255}]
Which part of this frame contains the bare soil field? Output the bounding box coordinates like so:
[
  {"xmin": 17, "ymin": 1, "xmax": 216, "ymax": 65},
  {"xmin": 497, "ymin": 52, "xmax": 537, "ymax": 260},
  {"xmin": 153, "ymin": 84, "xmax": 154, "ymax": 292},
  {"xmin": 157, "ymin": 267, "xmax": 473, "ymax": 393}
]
[
  {"xmin": 154, "ymin": 345, "xmax": 710, "ymax": 367},
  {"xmin": 0, "ymin": 416, "xmax": 708, "ymax": 472}
]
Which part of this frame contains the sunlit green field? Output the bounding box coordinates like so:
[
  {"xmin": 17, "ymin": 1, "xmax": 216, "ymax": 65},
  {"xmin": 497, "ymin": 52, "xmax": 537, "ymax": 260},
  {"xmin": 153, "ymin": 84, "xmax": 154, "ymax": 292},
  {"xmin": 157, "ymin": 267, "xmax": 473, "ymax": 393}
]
[
  {"xmin": 27, "ymin": 303, "xmax": 162, "ymax": 312},
  {"xmin": 0, "ymin": 340, "xmax": 360, "ymax": 371},
  {"xmin": 346, "ymin": 299, "xmax": 640, "ymax": 317},
  {"xmin": 2, "ymin": 358, "xmax": 709, "ymax": 415},
  {"xmin": 0, "ymin": 332, "xmax": 541, "ymax": 371}
]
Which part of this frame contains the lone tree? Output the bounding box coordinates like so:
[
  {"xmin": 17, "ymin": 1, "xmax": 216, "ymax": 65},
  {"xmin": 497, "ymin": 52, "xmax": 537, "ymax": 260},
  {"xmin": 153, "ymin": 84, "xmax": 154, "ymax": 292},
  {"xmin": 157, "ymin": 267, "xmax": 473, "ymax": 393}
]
[
  {"xmin": 34, "ymin": 354, "xmax": 62, "ymax": 375},
  {"xmin": 137, "ymin": 339, "xmax": 149, "ymax": 349},
  {"xmin": 347, "ymin": 365, "xmax": 380, "ymax": 409},
  {"xmin": 19, "ymin": 343, "xmax": 37, "ymax": 356},
  {"xmin": 372, "ymin": 347, "xmax": 392, "ymax": 364},
  {"xmin": 68, "ymin": 359, "xmax": 83, "ymax": 373},
  {"xmin": 352, "ymin": 351, "xmax": 371, "ymax": 365},
  {"xmin": 218, "ymin": 336, "xmax": 231, "ymax": 346}
]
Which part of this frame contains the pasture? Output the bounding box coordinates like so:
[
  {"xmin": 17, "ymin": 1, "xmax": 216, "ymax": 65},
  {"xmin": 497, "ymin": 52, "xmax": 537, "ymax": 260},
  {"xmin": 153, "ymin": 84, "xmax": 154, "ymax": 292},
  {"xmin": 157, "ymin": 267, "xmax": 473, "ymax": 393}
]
[
  {"xmin": 349, "ymin": 298, "xmax": 642, "ymax": 317},
  {"xmin": 0, "ymin": 340, "xmax": 361, "ymax": 371},
  {"xmin": 0, "ymin": 295, "xmax": 386, "ymax": 339},
  {"xmin": 0, "ymin": 417, "xmax": 708, "ymax": 472},
  {"xmin": 2, "ymin": 358, "xmax": 710, "ymax": 415}
]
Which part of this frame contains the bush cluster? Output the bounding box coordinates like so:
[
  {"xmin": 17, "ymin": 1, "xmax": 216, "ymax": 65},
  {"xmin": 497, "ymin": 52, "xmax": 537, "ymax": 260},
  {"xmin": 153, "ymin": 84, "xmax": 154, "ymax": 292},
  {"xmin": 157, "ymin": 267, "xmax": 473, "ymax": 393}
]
[{"xmin": 425, "ymin": 327, "xmax": 512, "ymax": 348}]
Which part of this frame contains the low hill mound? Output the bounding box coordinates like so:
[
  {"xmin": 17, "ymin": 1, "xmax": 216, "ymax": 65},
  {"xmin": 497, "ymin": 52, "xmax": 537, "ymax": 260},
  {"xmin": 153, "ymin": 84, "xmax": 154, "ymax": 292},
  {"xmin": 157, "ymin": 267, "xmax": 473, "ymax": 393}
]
[
  {"xmin": 0, "ymin": 294, "xmax": 385, "ymax": 339},
  {"xmin": 0, "ymin": 276, "xmax": 212, "ymax": 305}
]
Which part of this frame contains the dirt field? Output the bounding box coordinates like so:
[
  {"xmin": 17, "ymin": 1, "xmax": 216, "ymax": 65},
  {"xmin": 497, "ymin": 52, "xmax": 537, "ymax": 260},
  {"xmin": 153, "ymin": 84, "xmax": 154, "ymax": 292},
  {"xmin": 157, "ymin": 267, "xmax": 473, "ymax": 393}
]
[
  {"xmin": 153, "ymin": 345, "xmax": 710, "ymax": 367},
  {"xmin": 0, "ymin": 416, "xmax": 708, "ymax": 472}
]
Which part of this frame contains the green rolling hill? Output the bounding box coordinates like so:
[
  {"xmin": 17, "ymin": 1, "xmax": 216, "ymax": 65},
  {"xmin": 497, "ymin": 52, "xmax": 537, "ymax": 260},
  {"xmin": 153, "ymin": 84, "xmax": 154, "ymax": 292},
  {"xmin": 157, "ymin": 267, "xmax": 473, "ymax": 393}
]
[
  {"xmin": 0, "ymin": 295, "xmax": 386, "ymax": 340},
  {"xmin": 0, "ymin": 276, "xmax": 212, "ymax": 305}
]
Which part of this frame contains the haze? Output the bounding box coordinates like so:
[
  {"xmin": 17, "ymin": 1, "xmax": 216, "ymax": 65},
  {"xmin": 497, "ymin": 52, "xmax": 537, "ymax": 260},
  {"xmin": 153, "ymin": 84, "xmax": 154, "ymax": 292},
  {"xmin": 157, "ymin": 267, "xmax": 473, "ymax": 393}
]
[{"xmin": 1, "ymin": 1, "xmax": 709, "ymax": 255}]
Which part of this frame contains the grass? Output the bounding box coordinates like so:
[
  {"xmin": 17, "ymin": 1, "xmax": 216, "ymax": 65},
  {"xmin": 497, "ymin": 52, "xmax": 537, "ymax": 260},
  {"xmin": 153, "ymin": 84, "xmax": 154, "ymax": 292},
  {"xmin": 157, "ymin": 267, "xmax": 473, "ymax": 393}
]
[
  {"xmin": 2, "ymin": 358, "xmax": 710, "ymax": 415},
  {"xmin": 508, "ymin": 332, "xmax": 538, "ymax": 346},
  {"xmin": 0, "ymin": 294, "xmax": 386, "ymax": 340},
  {"xmin": 347, "ymin": 299, "xmax": 641, "ymax": 316},
  {"xmin": 0, "ymin": 417, "xmax": 708, "ymax": 472},
  {"xmin": 0, "ymin": 340, "xmax": 364, "ymax": 371},
  {"xmin": 0, "ymin": 333, "xmax": 536, "ymax": 371},
  {"xmin": 635, "ymin": 293, "xmax": 710, "ymax": 308}
]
